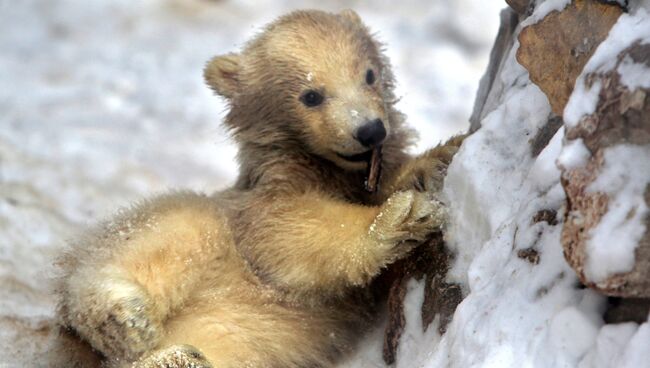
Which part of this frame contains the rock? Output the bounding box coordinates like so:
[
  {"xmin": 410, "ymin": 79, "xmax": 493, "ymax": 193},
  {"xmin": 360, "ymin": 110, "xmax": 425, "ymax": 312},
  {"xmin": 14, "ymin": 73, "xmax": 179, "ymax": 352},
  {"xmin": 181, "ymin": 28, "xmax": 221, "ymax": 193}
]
[
  {"xmin": 470, "ymin": 7, "xmax": 520, "ymax": 132},
  {"xmin": 530, "ymin": 114, "xmax": 564, "ymax": 157},
  {"xmin": 517, "ymin": 0, "xmax": 622, "ymax": 116},
  {"xmin": 518, "ymin": 247, "xmax": 541, "ymax": 265},
  {"xmin": 604, "ymin": 297, "xmax": 650, "ymax": 324},
  {"xmin": 506, "ymin": 0, "xmax": 531, "ymax": 15},
  {"xmin": 596, "ymin": 0, "xmax": 628, "ymax": 10},
  {"xmin": 561, "ymin": 42, "xmax": 650, "ymax": 298}
]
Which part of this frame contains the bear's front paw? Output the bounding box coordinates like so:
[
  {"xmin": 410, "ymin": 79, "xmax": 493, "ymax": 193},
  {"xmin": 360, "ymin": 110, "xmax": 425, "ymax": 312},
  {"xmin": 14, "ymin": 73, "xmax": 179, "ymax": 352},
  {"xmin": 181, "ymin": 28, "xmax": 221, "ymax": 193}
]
[
  {"xmin": 370, "ymin": 190, "xmax": 446, "ymax": 248},
  {"xmin": 64, "ymin": 275, "xmax": 161, "ymax": 361}
]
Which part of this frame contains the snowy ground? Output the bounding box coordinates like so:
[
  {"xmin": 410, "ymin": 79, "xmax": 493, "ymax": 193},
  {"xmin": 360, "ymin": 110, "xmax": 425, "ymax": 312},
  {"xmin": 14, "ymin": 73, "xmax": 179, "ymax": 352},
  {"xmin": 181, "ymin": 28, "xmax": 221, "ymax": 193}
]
[{"xmin": 0, "ymin": 0, "xmax": 502, "ymax": 366}]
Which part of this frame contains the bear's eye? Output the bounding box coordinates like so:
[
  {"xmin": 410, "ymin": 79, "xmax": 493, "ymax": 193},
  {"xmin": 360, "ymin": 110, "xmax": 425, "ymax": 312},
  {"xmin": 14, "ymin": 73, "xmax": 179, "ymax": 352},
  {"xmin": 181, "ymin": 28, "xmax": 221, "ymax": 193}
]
[
  {"xmin": 300, "ymin": 90, "xmax": 324, "ymax": 107},
  {"xmin": 365, "ymin": 69, "xmax": 376, "ymax": 85}
]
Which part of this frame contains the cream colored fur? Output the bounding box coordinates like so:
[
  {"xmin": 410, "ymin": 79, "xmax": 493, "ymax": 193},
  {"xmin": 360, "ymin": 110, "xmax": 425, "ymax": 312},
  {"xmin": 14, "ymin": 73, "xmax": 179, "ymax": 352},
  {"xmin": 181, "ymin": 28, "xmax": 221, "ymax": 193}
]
[{"xmin": 56, "ymin": 9, "xmax": 465, "ymax": 368}]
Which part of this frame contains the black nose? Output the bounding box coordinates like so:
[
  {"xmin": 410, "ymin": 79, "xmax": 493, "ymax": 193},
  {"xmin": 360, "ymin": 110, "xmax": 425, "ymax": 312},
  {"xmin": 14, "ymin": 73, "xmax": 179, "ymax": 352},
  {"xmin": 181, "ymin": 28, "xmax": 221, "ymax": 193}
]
[{"xmin": 355, "ymin": 119, "xmax": 386, "ymax": 147}]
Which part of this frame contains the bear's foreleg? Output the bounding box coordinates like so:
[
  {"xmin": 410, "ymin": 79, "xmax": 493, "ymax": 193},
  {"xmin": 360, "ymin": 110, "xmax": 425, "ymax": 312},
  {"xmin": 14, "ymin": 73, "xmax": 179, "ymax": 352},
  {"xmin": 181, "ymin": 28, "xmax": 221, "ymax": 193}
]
[{"xmin": 234, "ymin": 189, "xmax": 444, "ymax": 294}]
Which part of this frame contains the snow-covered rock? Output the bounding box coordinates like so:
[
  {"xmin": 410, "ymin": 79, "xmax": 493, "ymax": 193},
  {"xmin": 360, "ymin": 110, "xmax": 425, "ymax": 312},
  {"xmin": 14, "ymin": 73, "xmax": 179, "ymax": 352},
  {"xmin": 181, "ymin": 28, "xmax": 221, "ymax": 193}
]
[
  {"xmin": 561, "ymin": 4, "xmax": 650, "ymax": 297},
  {"xmin": 376, "ymin": 1, "xmax": 650, "ymax": 367}
]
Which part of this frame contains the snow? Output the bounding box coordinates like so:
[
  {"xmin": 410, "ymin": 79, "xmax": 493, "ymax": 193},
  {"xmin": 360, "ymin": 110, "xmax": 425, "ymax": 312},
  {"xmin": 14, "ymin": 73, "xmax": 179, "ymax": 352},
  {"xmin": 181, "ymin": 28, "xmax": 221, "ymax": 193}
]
[
  {"xmin": 618, "ymin": 53, "xmax": 650, "ymax": 90},
  {"xmin": 557, "ymin": 137, "xmax": 591, "ymax": 170},
  {"xmin": 585, "ymin": 145, "xmax": 650, "ymax": 282},
  {"xmin": 529, "ymin": 125, "xmax": 564, "ymax": 191},
  {"xmin": 547, "ymin": 303, "xmax": 603, "ymax": 364},
  {"xmin": 578, "ymin": 322, "xmax": 638, "ymax": 368},
  {"xmin": 563, "ymin": 79, "xmax": 602, "ymax": 129},
  {"xmin": 522, "ymin": 0, "xmax": 571, "ymax": 26}
]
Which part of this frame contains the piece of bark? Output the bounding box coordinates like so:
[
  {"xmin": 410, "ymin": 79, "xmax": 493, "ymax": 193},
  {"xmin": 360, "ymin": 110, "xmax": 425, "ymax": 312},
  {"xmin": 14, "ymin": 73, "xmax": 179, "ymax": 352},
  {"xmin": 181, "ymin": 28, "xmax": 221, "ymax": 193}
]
[
  {"xmin": 516, "ymin": 0, "xmax": 622, "ymax": 116},
  {"xmin": 518, "ymin": 248, "xmax": 541, "ymax": 265},
  {"xmin": 421, "ymin": 237, "xmax": 462, "ymax": 333},
  {"xmin": 365, "ymin": 146, "xmax": 382, "ymax": 193},
  {"xmin": 382, "ymin": 232, "xmax": 461, "ymax": 364},
  {"xmin": 532, "ymin": 209, "xmax": 559, "ymax": 226},
  {"xmin": 561, "ymin": 42, "xmax": 650, "ymax": 298},
  {"xmin": 382, "ymin": 260, "xmax": 410, "ymax": 365}
]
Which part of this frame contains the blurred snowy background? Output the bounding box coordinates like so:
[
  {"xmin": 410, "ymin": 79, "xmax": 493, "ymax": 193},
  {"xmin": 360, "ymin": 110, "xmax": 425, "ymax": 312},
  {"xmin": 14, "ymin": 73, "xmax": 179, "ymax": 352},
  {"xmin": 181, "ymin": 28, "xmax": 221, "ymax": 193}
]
[{"xmin": 0, "ymin": 0, "xmax": 502, "ymax": 365}]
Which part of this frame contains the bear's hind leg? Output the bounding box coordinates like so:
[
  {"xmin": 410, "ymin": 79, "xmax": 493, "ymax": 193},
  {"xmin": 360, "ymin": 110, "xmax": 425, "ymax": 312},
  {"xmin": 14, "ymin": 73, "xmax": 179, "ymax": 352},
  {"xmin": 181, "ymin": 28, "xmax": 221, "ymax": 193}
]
[{"xmin": 58, "ymin": 193, "xmax": 230, "ymax": 362}]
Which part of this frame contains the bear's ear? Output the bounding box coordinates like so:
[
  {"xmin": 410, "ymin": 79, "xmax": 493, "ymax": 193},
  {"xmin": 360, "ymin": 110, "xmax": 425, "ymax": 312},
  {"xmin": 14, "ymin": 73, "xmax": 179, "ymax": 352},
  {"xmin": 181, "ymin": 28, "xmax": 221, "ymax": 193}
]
[
  {"xmin": 204, "ymin": 53, "xmax": 241, "ymax": 99},
  {"xmin": 339, "ymin": 9, "xmax": 362, "ymax": 26}
]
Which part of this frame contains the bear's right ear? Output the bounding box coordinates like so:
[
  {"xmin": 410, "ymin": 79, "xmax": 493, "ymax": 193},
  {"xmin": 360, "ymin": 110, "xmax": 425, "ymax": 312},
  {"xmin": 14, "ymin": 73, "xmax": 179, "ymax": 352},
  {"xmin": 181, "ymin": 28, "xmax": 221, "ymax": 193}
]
[
  {"xmin": 204, "ymin": 53, "xmax": 241, "ymax": 99},
  {"xmin": 339, "ymin": 9, "xmax": 362, "ymax": 26}
]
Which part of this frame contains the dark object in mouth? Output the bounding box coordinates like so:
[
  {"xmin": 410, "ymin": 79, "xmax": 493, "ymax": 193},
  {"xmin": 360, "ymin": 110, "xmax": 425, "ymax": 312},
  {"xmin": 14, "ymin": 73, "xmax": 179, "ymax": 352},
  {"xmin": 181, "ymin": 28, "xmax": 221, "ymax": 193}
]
[{"xmin": 364, "ymin": 146, "xmax": 382, "ymax": 193}]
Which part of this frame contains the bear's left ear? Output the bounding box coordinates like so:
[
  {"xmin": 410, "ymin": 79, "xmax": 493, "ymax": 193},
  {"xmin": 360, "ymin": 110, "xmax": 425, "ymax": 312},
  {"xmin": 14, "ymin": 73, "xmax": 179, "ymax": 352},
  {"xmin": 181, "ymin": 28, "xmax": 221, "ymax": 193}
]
[
  {"xmin": 339, "ymin": 9, "xmax": 362, "ymax": 26},
  {"xmin": 204, "ymin": 53, "xmax": 241, "ymax": 99}
]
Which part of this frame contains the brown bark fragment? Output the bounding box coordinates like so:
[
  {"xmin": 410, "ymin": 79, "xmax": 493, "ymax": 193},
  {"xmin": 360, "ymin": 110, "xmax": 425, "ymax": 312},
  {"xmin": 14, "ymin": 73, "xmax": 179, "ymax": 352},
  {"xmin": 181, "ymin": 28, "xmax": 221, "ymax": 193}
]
[
  {"xmin": 516, "ymin": 0, "xmax": 622, "ymax": 116},
  {"xmin": 382, "ymin": 233, "xmax": 461, "ymax": 364},
  {"xmin": 518, "ymin": 248, "xmax": 541, "ymax": 265},
  {"xmin": 365, "ymin": 146, "xmax": 383, "ymax": 193},
  {"xmin": 532, "ymin": 209, "xmax": 559, "ymax": 226},
  {"xmin": 382, "ymin": 271, "xmax": 408, "ymax": 365}
]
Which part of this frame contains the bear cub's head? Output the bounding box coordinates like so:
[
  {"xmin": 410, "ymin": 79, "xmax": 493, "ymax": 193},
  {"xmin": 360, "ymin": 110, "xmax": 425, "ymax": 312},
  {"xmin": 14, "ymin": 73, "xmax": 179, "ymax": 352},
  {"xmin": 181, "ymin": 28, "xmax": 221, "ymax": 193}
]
[{"xmin": 205, "ymin": 9, "xmax": 405, "ymax": 171}]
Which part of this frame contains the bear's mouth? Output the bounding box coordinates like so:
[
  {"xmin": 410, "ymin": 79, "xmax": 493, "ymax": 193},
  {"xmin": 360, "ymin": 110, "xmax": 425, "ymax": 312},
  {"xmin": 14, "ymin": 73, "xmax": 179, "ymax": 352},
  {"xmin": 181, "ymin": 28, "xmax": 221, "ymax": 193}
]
[{"xmin": 336, "ymin": 150, "xmax": 373, "ymax": 163}]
